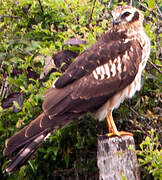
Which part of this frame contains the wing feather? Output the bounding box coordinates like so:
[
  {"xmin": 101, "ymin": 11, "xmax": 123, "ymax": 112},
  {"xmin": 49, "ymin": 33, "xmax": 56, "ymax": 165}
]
[
  {"xmin": 54, "ymin": 31, "xmax": 131, "ymax": 88},
  {"xmin": 43, "ymin": 38, "xmax": 142, "ymax": 118}
]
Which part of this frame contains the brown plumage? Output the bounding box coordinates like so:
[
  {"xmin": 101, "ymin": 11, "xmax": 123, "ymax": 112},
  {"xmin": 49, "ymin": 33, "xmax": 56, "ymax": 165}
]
[{"xmin": 3, "ymin": 6, "xmax": 150, "ymax": 173}]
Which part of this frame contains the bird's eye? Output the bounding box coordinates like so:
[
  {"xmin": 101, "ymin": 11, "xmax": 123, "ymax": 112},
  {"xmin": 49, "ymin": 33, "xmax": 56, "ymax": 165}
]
[{"xmin": 121, "ymin": 11, "xmax": 131, "ymax": 19}]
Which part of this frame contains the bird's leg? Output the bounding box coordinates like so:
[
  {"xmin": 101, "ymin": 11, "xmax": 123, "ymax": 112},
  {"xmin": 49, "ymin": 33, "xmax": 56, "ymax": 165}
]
[{"xmin": 106, "ymin": 111, "xmax": 133, "ymax": 137}]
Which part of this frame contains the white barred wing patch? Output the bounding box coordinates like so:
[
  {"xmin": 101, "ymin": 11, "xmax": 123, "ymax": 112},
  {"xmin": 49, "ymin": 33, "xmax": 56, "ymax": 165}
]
[{"xmin": 92, "ymin": 57, "xmax": 123, "ymax": 80}]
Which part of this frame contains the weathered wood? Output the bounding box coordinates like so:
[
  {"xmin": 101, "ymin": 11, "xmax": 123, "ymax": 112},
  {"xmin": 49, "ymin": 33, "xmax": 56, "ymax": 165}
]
[{"xmin": 97, "ymin": 135, "xmax": 140, "ymax": 180}]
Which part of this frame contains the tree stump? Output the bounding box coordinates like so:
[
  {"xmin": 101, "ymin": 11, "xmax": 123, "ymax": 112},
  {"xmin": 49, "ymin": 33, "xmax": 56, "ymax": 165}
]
[{"xmin": 97, "ymin": 135, "xmax": 140, "ymax": 180}]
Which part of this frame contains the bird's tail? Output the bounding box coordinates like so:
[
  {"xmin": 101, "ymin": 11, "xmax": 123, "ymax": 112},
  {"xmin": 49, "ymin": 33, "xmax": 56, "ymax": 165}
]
[
  {"xmin": 3, "ymin": 112, "xmax": 74, "ymax": 173},
  {"xmin": 4, "ymin": 129, "xmax": 52, "ymax": 173}
]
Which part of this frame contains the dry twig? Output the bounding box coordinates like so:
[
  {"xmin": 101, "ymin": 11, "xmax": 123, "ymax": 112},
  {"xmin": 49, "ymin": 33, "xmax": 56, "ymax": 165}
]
[
  {"xmin": 89, "ymin": 0, "xmax": 97, "ymax": 24},
  {"xmin": 0, "ymin": 15, "xmax": 20, "ymax": 19},
  {"xmin": 148, "ymin": 60, "xmax": 162, "ymax": 74},
  {"xmin": 108, "ymin": 0, "xmax": 113, "ymax": 8},
  {"xmin": 38, "ymin": 0, "xmax": 44, "ymax": 14},
  {"xmin": 129, "ymin": 0, "xmax": 133, "ymax": 6}
]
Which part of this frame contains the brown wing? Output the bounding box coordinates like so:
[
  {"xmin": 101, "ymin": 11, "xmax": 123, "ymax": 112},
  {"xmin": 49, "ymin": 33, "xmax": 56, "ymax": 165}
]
[
  {"xmin": 43, "ymin": 38, "xmax": 142, "ymax": 118},
  {"xmin": 55, "ymin": 31, "xmax": 130, "ymax": 88}
]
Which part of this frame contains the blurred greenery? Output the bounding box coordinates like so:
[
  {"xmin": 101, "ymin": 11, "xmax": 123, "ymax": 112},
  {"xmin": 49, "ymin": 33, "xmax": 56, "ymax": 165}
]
[{"xmin": 0, "ymin": 0, "xmax": 161, "ymax": 179}]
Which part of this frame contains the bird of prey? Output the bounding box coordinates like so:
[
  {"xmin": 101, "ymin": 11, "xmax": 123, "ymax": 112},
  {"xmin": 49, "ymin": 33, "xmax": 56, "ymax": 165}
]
[{"xmin": 3, "ymin": 5, "xmax": 150, "ymax": 173}]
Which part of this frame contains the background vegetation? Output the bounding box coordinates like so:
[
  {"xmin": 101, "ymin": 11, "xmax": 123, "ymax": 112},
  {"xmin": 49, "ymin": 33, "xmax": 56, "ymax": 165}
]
[{"xmin": 0, "ymin": 0, "xmax": 161, "ymax": 179}]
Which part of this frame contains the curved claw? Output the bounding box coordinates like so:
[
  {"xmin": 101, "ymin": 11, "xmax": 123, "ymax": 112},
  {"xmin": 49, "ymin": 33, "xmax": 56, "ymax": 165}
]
[
  {"xmin": 106, "ymin": 111, "xmax": 133, "ymax": 137},
  {"xmin": 106, "ymin": 131, "xmax": 133, "ymax": 137}
]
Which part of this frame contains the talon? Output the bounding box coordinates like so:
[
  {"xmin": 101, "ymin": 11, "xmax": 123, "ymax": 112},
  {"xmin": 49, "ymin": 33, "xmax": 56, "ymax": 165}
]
[
  {"xmin": 106, "ymin": 131, "xmax": 133, "ymax": 137},
  {"xmin": 105, "ymin": 111, "xmax": 133, "ymax": 137}
]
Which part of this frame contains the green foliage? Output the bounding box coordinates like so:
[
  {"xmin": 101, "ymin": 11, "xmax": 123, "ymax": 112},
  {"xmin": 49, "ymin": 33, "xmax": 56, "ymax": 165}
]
[
  {"xmin": 137, "ymin": 129, "xmax": 162, "ymax": 180},
  {"xmin": 0, "ymin": 0, "xmax": 161, "ymax": 179}
]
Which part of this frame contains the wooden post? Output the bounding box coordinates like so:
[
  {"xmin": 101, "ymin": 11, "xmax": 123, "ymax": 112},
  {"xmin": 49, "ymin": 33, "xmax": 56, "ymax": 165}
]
[{"xmin": 97, "ymin": 135, "xmax": 140, "ymax": 180}]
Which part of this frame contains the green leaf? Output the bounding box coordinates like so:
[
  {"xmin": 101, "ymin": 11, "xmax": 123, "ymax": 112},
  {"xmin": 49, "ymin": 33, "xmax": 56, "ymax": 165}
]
[
  {"xmin": 13, "ymin": 101, "xmax": 21, "ymax": 110},
  {"xmin": 0, "ymin": 106, "xmax": 3, "ymax": 113},
  {"xmin": 64, "ymin": 153, "xmax": 70, "ymax": 168},
  {"xmin": 148, "ymin": 0, "xmax": 155, "ymax": 9}
]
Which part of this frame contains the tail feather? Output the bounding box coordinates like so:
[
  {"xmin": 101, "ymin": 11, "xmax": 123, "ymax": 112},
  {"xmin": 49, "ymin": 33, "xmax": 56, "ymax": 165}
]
[
  {"xmin": 3, "ymin": 113, "xmax": 50, "ymax": 156},
  {"xmin": 5, "ymin": 129, "xmax": 52, "ymax": 173},
  {"xmin": 3, "ymin": 112, "xmax": 79, "ymax": 173}
]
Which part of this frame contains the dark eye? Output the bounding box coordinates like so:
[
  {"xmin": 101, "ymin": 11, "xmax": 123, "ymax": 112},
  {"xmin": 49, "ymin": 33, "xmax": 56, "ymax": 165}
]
[{"xmin": 121, "ymin": 11, "xmax": 131, "ymax": 19}]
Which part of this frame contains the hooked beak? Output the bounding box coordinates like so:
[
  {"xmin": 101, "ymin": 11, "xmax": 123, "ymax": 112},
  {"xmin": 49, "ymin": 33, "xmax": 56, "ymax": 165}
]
[{"xmin": 112, "ymin": 18, "xmax": 121, "ymax": 25}]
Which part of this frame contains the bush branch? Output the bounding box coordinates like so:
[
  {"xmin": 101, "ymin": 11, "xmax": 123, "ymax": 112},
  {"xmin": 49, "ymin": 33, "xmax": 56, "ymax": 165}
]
[
  {"xmin": 148, "ymin": 60, "xmax": 162, "ymax": 74},
  {"xmin": 38, "ymin": 0, "xmax": 44, "ymax": 14},
  {"xmin": 89, "ymin": 0, "xmax": 97, "ymax": 24}
]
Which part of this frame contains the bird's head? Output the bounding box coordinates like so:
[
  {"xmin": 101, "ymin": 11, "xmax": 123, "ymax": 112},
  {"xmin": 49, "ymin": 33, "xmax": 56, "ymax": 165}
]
[{"xmin": 111, "ymin": 6, "xmax": 144, "ymax": 32}]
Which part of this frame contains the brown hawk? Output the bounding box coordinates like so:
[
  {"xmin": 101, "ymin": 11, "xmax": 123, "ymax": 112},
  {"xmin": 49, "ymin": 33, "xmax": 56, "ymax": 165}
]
[{"xmin": 3, "ymin": 6, "xmax": 150, "ymax": 173}]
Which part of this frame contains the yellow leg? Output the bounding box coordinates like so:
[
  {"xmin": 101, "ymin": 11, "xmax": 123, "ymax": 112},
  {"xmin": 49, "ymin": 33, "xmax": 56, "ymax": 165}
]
[{"xmin": 106, "ymin": 111, "xmax": 133, "ymax": 137}]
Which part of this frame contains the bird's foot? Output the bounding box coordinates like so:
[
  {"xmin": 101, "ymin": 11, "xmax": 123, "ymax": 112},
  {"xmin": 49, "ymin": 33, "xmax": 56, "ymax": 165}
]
[{"xmin": 106, "ymin": 131, "xmax": 133, "ymax": 137}]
